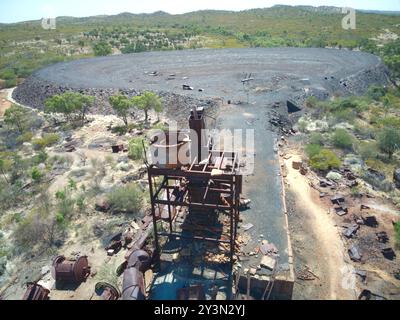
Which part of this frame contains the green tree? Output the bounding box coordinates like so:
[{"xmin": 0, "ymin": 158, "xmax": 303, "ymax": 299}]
[
  {"xmin": 45, "ymin": 92, "xmax": 94, "ymax": 123},
  {"xmin": 378, "ymin": 127, "xmax": 400, "ymax": 159},
  {"xmin": 93, "ymin": 42, "xmax": 112, "ymax": 56},
  {"xmin": 109, "ymin": 94, "xmax": 134, "ymax": 127},
  {"xmin": 4, "ymin": 104, "xmax": 29, "ymax": 133},
  {"xmin": 133, "ymin": 91, "xmax": 163, "ymax": 123}
]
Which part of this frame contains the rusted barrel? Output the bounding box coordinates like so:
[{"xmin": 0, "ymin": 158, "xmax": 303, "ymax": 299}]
[
  {"xmin": 22, "ymin": 283, "xmax": 50, "ymax": 300},
  {"xmin": 51, "ymin": 255, "xmax": 90, "ymax": 284},
  {"xmin": 122, "ymin": 250, "xmax": 151, "ymax": 300}
]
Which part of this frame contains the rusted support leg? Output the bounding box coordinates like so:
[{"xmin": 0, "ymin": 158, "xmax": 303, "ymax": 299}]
[
  {"xmin": 148, "ymin": 171, "xmax": 160, "ymax": 259},
  {"xmin": 165, "ymin": 176, "xmax": 173, "ymax": 234}
]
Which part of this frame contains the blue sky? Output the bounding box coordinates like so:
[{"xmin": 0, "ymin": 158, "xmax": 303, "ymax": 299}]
[{"xmin": 0, "ymin": 0, "xmax": 399, "ymax": 23}]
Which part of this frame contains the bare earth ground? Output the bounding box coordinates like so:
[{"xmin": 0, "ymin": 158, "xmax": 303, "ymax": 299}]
[
  {"xmin": 283, "ymin": 144, "xmax": 400, "ymax": 300},
  {"xmin": 0, "ymin": 89, "xmax": 12, "ymax": 117},
  {"xmin": 283, "ymin": 152, "xmax": 355, "ymax": 300}
]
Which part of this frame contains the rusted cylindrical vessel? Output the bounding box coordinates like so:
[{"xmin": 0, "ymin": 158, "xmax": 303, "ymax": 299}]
[
  {"xmin": 150, "ymin": 131, "xmax": 191, "ymax": 169},
  {"xmin": 22, "ymin": 283, "xmax": 50, "ymax": 300},
  {"xmin": 51, "ymin": 255, "xmax": 90, "ymax": 284},
  {"xmin": 122, "ymin": 250, "xmax": 151, "ymax": 300}
]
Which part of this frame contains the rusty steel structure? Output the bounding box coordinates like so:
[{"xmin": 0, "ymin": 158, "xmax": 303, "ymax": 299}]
[
  {"xmin": 51, "ymin": 255, "xmax": 90, "ymax": 284},
  {"xmin": 147, "ymin": 107, "xmax": 242, "ymax": 265},
  {"xmin": 22, "ymin": 283, "xmax": 50, "ymax": 300}
]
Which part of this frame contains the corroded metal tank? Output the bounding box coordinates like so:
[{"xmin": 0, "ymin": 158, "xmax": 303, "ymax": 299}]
[
  {"xmin": 122, "ymin": 250, "xmax": 151, "ymax": 300},
  {"xmin": 51, "ymin": 255, "xmax": 90, "ymax": 284},
  {"xmin": 22, "ymin": 283, "xmax": 50, "ymax": 300},
  {"xmin": 150, "ymin": 131, "xmax": 191, "ymax": 169}
]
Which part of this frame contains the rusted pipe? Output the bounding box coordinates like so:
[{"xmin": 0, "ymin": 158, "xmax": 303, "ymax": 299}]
[{"xmin": 122, "ymin": 250, "xmax": 151, "ymax": 300}]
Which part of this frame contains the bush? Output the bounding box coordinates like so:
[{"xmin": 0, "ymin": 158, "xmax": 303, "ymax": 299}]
[
  {"xmin": 309, "ymin": 132, "xmax": 324, "ymax": 146},
  {"xmin": 305, "ymin": 144, "xmax": 322, "ymax": 158},
  {"xmin": 358, "ymin": 141, "xmax": 379, "ymax": 160},
  {"xmin": 395, "ymin": 222, "xmax": 400, "ymax": 249},
  {"xmin": 309, "ymin": 149, "xmax": 341, "ymax": 171},
  {"xmin": 93, "ymin": 42, "xmax": 112, "ymax": 56},
  {"xmin": 31, "ymin": 167, "xmax": 43, "ymax": 183},
  {"xmin": 13, "ymin": 212, "xmax": 60, "ymax": 249},
  {"xmin": 305, "ymin": 96, "xmax": 318, "ymax": 108},
  {"xmin": 107, "ymin": 183, "xmax": 143, "ymax": 214},
  {"xmin": 367, "ymin": 86, "xmax": 387, "ymax": 101},
  {"xmin": 16, "ymin": 132, "xmax": 33, "ymax": 144},
  {"xmin": 128, "ymin": 137, "xmax": 145, "ymax": 161},
  {"xmin": 32, "ymin": 133, "xmax": 60, "ymax": 150},
  {"xmin": 332, "ymin": 129, "xmax": 353, "ymax": 150}
]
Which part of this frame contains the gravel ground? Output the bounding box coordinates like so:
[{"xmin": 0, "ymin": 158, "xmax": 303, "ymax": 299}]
[{"xmin": 13, "ymin": 47, "xmax": 390, "ymax": 114}]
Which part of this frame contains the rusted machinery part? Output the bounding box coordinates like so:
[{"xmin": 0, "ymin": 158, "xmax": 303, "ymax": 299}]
[
  {"xmin": 52, "ymin": 255, "xmax": 90, "ymax": 284},
  {"xmin": 95, "ymin": 282, "xmax": 121, "ymax": 301},
  {"xmin": 122, "ymin": 267, "xmax": 146, "ymax": 301},
  {"xmin": 22, "ymin": 283, "xmax": 50, "ymax": 300},
  {"xmin": 127, "ymin": 250, "xmax": 151, "ymax": 273},
  {"xmin": 122, "ymin": 250, "xmax": 152, "ymax": 301}
]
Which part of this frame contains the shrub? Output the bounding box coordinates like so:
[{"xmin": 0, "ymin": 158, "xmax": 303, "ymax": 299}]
[
  {"xmin": 395, "ymin": 222, "xmax": 400, "ymax": 249},
  {"xmin": 367, "ymin": 86, "xmax": 387, "ymax": 101},
  {"xmin": 358, "ymin": 141, "xmax": 379, "ymax": 160},
  {"xmin": 305, "ymin": 96, "xmax": 318, "ymax": 108},
  {"xmin": 309, "ymin": 149, "xmax": 341, "ymax": 171},
  {"xmin": 305, "ymin": 144, "xmax": 322, "ymax": 158},
  {"xmin": 16, "ymin": 132, "xmax": 33, "ymax": 144},
  {"xmin": 332, "ymin": 129, "xmax": 353, "ymax": 150},
  {"xmin": 31, "ymin": 167, "xmax": 43, "ymax": 183},
  {"xmin": 128, "ymin": 137, "xmax": 145, "ymax": 161},
  {"xmin": 309, "ymin": 132, "xmax": 324, "ymax": 146},
  {"xmin": 13, "ymin": 212, "xmax": 60, "ymax": 249},
  {"xmin": 32, "ymin": 133, "xmax": 60, "ymax": 150},
  {"xmin": 93, "ymin": 42, "xmax": 112, "ymax": 56},
  {"xmin": 107, "ymin": 183, "xmax": 143, "ymax": 214}
]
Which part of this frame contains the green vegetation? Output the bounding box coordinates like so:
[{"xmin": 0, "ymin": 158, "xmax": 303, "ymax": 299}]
[
  {"xmin": 107, "ymin": 183, "xmax": 144, "ymax": 214},
  {"xmin": 4, "ymin": 104, "xmax": 30, "ymax": 133},
  {"xmin": 109, "ymin": 94, "xmax": 134, "ymax": 127},
  {"xmin": 32, "ymin": 133, "xmax": 60, "ymax": 150},
  {"xmin": 93, "ymin": 41, "xmax": 112, "ymax": 56},
  {"xmin": 309, "ymin": 149, "xmax": 341, "ymax": 171},
  {"xmin": 128, "ymin": 137, "xmax": 145, "ymax": 161},
  {"xmin": 395, "ymin": 222, "xmax": 400, "ymax": 249},
  {"xmin": 1, "ymin": 7, "xmax": 400, "ymax": 84},
  {"xmin": 133, "ymin": 91, "xmax": 163, "ymax": 123},
  {"xmin": 332, "ymin": 128, "xmax": 353, "ymax": 150},
  {"xmin": 378, "ymin": 126, "xmax": 400, "ymax": 159},
  {"xmin": 45, "ymin": 92, "xmax": 95, "ymax": 124}
]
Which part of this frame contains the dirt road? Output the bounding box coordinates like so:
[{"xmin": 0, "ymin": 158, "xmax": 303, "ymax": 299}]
[{"xmin": 284, "ymin": 153, "xmax": 356, "ymax": 300}]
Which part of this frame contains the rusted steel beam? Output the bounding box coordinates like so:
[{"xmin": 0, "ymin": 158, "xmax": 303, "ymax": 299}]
[
  {"xmin": 157, "ymin": 232, "xmax": 231, "ymax": 244},
  {"xmin": 153, "ymin": 199, "xmax": 231, "ymax": 210},
  {"xmin": 148, "ymin": 166, "xmax": 236, "ymax": 180}
]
